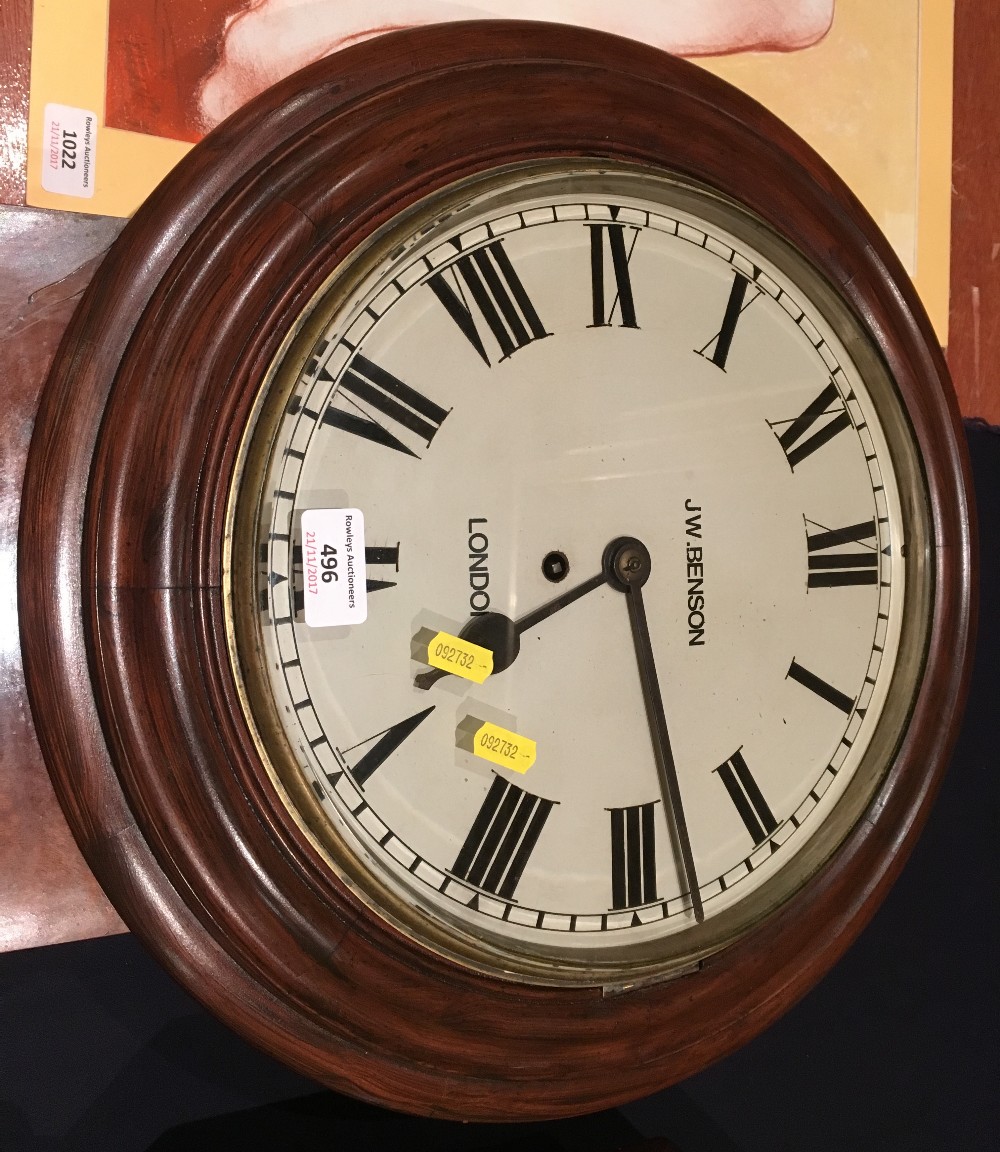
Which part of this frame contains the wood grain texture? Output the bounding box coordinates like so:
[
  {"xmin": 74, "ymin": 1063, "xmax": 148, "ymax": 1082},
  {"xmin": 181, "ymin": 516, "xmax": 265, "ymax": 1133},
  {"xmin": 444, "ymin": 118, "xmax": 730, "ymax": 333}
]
[
  {"xmin": 948, "ymin": 0, "xmax": 1000, "ymax": 424},
  {"xmin": 0, "ymin": 207, "xmax": 126, "ymax": 951},
  {"xmin": 0, "ymin": 0, "xmax": 29, "ymax": 204},
  {"xmin": 17, "ymin": 23, "xmax": 976, "ymax": 1120}
]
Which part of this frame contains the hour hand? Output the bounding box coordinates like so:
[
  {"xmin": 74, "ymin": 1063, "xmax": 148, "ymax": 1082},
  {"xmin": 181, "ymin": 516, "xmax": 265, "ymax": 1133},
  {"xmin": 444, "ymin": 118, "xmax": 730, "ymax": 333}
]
[
  {"xmin": 413, "ymin": 613, "xmax": 518, "ymax": 691},
  {"xmin": 413, "ymin": 569, "xmax": 607, "ymax": 689}
]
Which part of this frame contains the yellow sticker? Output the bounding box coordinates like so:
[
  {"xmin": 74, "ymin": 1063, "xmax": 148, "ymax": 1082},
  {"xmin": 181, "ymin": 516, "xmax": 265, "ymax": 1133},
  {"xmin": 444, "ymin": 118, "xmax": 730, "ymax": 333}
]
[
  {"xmin": 471, "ymin": 721, "xmax": 537, "ymax": 775},
  {"xmin": 425, "ymin": 631, "xmax": 493, "ymax": 684}
]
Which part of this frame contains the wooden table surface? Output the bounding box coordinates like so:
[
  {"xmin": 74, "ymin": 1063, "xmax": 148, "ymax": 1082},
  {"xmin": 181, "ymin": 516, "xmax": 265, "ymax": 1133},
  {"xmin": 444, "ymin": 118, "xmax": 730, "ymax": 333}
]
[{"xmin": 0, "ymin": 0, "xmax": 996, "ymax": 953}]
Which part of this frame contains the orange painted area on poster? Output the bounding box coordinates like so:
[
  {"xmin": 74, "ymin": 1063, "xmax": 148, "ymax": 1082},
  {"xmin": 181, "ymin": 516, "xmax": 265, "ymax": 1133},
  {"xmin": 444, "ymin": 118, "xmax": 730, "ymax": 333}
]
[{"xmin": 104, "ymin": 0, "xmax": 247, "ymax": 143}]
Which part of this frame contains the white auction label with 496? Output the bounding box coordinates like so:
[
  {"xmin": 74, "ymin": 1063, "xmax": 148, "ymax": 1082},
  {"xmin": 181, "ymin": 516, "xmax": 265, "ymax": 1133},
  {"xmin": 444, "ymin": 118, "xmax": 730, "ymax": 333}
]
[{"xmin": 228, "ymin": 162, "xmax": 930, "ymax": 986}]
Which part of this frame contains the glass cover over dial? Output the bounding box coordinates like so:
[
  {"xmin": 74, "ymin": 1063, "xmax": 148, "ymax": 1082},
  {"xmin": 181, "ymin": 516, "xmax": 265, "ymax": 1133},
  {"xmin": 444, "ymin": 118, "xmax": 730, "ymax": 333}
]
[{"xmin": 228, "ymin": 163, "xmax": 930, "ymax": 985}]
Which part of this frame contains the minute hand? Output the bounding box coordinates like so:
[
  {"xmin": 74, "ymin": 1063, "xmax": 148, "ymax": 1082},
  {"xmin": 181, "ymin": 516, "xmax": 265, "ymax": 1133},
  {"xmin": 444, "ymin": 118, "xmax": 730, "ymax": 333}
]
[{"xmin": 606, "ymin": 537, "xmax": 704, "ymax": 923}]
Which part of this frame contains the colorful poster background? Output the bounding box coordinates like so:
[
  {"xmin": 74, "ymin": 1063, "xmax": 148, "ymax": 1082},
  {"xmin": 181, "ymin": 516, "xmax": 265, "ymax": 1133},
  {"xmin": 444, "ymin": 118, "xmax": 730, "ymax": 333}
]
[{"xmin": 26, "ymin": 0, "xmax": 953, "ymax": 339}]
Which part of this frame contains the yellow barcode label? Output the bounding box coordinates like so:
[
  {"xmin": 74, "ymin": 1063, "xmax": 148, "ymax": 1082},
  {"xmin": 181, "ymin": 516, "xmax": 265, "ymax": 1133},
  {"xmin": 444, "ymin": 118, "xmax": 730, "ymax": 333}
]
[
  {"xmin": 472, "ymin": 721, "xmax": 536, "ymax": 774},
  {"xmin": 425, "ymin": 631, "xmax": 493, "ymax": 684}
]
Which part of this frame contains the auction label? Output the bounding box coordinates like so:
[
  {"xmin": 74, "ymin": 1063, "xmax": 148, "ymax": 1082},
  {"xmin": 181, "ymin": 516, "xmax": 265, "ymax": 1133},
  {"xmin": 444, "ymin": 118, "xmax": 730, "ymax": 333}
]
[
  {"xmin": 42, "ymin": 105, "xmax": 97, "ymax": 198},
  {"xmin": 301, "ymin": 508, "xmax": 368, "ymax": 626}
]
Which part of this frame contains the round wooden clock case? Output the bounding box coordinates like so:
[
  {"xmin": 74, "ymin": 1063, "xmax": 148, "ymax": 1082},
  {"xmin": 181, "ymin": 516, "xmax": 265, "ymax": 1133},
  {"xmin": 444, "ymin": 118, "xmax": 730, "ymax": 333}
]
[{"xmin": 19, "ymin": 23, "xmax": 974, "ymax": 1120}]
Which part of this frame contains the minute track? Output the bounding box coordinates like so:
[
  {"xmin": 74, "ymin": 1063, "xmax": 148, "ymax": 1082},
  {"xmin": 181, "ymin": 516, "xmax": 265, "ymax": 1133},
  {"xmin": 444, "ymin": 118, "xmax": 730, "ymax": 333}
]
[{"xmin": 250, "ymin": 171, "xmax": 912, "ymax": 975}]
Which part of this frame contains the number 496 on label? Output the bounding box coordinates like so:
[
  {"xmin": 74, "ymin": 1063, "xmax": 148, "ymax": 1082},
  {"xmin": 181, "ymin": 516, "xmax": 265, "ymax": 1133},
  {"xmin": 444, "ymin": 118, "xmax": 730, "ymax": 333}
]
[{"xmin": 301, "ymin": 508, "xmax": 368, "ymax": 626}]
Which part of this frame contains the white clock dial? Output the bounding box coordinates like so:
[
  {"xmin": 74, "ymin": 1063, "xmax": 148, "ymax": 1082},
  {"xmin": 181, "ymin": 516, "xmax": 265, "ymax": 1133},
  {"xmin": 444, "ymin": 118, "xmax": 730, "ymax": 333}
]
[{"xmin": 229, "ymin": 164, "xmax": 930, "ymax": 984}]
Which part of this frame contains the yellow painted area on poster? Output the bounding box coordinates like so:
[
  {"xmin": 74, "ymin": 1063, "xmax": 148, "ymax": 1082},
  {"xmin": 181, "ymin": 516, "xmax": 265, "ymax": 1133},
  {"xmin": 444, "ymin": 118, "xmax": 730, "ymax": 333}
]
[
  {"xmin": 27, "ymin": 0, "xmax": 190, "ymax": 218},
  {"xmin": 915, "ymin": 0, "xmax": 954, "ymax": 347},
  {"xmin": 697, "ymin": 0, "xmax": 952, "ymax": 341}
]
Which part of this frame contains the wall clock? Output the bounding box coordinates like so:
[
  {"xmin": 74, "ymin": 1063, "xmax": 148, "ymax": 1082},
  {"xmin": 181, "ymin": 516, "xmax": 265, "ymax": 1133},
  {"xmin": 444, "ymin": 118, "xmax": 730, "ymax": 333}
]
[{"xmin": 19, "ymin": 22, "xmax": 974, "ymax": 1120}]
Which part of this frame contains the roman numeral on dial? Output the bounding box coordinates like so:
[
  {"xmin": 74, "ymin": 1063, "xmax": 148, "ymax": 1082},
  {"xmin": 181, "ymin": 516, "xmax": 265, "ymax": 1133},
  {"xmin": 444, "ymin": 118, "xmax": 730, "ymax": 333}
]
[
  {"xmin": 695, "ymin": 269, "xmax": 763, "ymax": 369},
  {"xmin": 787, "ymin": 659, "xmax": 855, "ymax": 714},
  {"xmin": 337, "ymin": 706, "xmax": 435, "ymax": 787},
  {"xmin": 285, "ymin": 541, "xmax": 400, "ymax": 615},
  {"xmin": 588, "ymin": 211, "xmax": 639, "ymax": 328},
  {"xmin": 364, "ymin": 543, "xmax": 400, "ymax": 593},
  {"xmin": 322, "ymin": 353, "xmax": 449, "ymax": 457},
  {"xmin": 452, "ymin": 775, "xmax": 555, "ymax": 899},
  {"xmin": 290, "ymin": 544, "xmax": 304, "ymax": 615},
  {"xmin": 715, "ymin": 749, "xmax": 778, "ymax": 846},
  {"xmin": 428, "ymin": 239, "xmax": 549, "ymax": 366},
  {"xmin": 258, "ymin": 541, "xmax": 279, "ymax": 614},
  {"xmin": 768, "ymin": 381, "xmax": 852, "ymax": 469},
  {"xmin": 610, "ymin": 802, "xmax": 657, "ymax": 909},
  {"xmin": 806, "ymin": 518, "xmax": 878, "ymax": 588}
]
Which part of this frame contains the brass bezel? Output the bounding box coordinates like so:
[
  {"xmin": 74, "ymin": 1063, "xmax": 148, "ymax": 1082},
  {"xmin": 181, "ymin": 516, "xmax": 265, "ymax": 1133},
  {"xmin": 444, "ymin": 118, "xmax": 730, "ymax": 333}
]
[{"xmin": 225, "ymin": 160, "xmax": 933, "ymax": 987}]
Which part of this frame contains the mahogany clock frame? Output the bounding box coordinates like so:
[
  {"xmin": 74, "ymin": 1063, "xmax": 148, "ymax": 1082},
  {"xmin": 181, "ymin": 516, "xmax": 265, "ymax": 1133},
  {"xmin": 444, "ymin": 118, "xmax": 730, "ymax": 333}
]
[{"xmin": 18, "ymin": 23, "xmax": 975, "ymax": 1120}]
